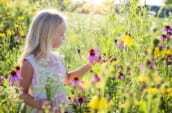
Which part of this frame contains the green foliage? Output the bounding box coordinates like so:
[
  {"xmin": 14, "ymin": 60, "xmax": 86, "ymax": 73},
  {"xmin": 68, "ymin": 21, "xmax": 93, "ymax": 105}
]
[{"xmin": 0, "ymin": 0, "xmax": 172, "ymax": 113}]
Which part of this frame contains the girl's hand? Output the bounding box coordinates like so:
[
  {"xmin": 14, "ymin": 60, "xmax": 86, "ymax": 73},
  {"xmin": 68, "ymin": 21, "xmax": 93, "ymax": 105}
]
[{"xmin": 40, "ymin": 99, "xmax": 53, "ymax": 112}]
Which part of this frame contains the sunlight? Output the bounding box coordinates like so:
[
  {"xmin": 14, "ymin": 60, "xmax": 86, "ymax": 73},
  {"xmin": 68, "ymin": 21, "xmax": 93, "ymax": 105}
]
[
  {"xmin": 72, "ymin": 0, "xmax": 104, "ymax": 5},
  {"xmin": 88, "ymin": 0, "xmax": 104, "ymax": 5}
]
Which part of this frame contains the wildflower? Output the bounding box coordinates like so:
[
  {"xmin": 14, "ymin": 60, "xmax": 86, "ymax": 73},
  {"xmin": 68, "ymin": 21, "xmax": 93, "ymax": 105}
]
[
  {"xmin": 71, "ymin": 77, "xmax": 80, "ymax": 86},
  {"xmin": 160, "ymin": 34, "xmax": 170, "ymax": 41},
  {"xmin": 166, "ymin": 88, "xmax": 172, "ymax": 96},
  {"xmin": 164, "ymin": 48, "xmax": 172, "ymax": 56},
  {"xmin": 146, "ymin": 59, "xmax": 156, "ymax": 69},
  {"xmin": 118, "ymin": 72, "xmax": 125, "ymax": 80},
  {"xmin": 160, "ymin": 88, "xmax": 167, "ymax": 95},
  {"xmin": 164, "ymin": 25, "xmax": 172, "ymax": 31},
  {"xmin": 0, "ymin": 33, "xmax": 5, "ymax": 37},
  {"xmin": 88, "ymin": 48, "xmax": 101, "ymax": 64},
  {"xmin": 74, "ymin": 96, "xmax": 85, "ymax": 105},
  {"xmin": 91, "ymin": 74, "xmax": 101, "ymax": 84},
  {"xmin": 15, "ymin": 66, "xmax": 21, "ymax": 77},
  {"xmin": 70, "ymin": 77, "xmax": 84, "ymax": 91},
  {"xmin": 164, "ymin": 25, "xmax": 172, "ymax": 36},
  {"xmin": 116, "ymin": 40, "xmax": 124, "ymax": 49},
  {"xmin": 154, "ymin": 47, "xmax": 162, "ymax": 58},
  {"xmin": 9, "ymin": 70, "xmax": 20, "ymax": 86},
  {"xmin": 144, "ymin": 87, "xmax": 159, "ymax": 95},
  {"xmin": 160, "ymin": 88, "xmax": 172, "ymax": 96},
  {"xmin": 167, "ymin": 30, "xmax": 172, "ymax": 36},
  {"xmin": 78, "ymin": 96, "xmax": 84, "ymax": 104},
  {"xmin": 88, "ymin": 96, "xmax": 109, "ymax": 111},
  {"xmin": 121, "ymin": 34, "xmax": 134, "ymax": 47},
  {"xmin": 137, "ymin": 75, "xmax": 150, "ymax": 84}
]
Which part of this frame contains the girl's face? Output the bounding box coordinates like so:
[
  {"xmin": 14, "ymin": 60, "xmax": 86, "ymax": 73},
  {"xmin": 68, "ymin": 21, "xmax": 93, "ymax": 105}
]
[{"xmin": 52, "ymin": 22, "xmax": 66, "ymax": 48}]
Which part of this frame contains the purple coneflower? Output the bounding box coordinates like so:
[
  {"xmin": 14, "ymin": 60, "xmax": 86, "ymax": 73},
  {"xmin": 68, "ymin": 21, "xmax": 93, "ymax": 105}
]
[
  {"xmin": 9, "ymin": 70, "xmax": 20, "ymax": 86},
  {"xmin": 74, "ymin": 96, "xmax": 85, "ymax": 105},
  {"xmin": 146, "ymin": 59, "xmax": 156, "ymax": 69},
  {"xmin": 160, "ymin": 34, "xmax": 170, "ymax": 41},
  {"xmin": 78, "ymin": 96, "xmax": 85, "ymax": 105},
  {"xmin": 15, "ymin": 66, "xmax": 21, "ymax": 78},
  {"xmin": 71, "ymin": 77, "xmax": 84, "ymax": 91},
  {"xmin": 118, "ymin": 72, "xmax": 125, "ymax": 80},
  {"xmin": 164, "ymin": 25, "xmax": 172, "ymax": 34},
  {"xmin": 88, "ymin": 48, "xmax": 101, "ymax": 64}
]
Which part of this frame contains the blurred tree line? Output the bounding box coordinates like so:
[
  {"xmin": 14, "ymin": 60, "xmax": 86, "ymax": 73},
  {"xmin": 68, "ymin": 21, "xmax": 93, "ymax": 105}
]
[{"xmin": 166, "ymin": 0, "xmax": 172, "ymax": 5}]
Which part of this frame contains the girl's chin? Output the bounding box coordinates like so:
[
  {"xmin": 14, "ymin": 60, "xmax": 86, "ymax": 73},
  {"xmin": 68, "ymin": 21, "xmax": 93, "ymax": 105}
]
[
  {"xmin": 52, "ymin": 44, "xmax": 61, "ymax": 49},
  {"xmin": 52, "ymin": 46, "xmax": 59, "ymax": 49}
]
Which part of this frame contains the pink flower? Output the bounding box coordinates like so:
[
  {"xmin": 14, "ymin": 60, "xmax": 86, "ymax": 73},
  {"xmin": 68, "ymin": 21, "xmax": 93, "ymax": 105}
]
[
  {"xmin": 88, "ymin": 48, "xmax": 101, "ymax": 64},
  {"xmin": 117, "ymin": 40, "xmax": 124, "ymax": 49},
  {"xmin": 15, "ymin": 66, "xmax": 21, "ymax": 77},
  {"xmin": 71, "ymin": 77, "xmax": 84, "ymax": 91},
  {"xmin": 160, "ymin": 34, "xmax": 170, "ymax": 41},
  {"xmin": 118, "ymin": 72, "xmax": 125, "ymax": 80},
  {"xmin": 91, "ymin": 74, "xmax": 101, "ymax": 84},
  {"xmin": 9, "ymin": 70, "xmax": 20, "ymax": 86},
  {"xmin": 73, "ymin": 96, "xmax": 85, "ymax": 105}
]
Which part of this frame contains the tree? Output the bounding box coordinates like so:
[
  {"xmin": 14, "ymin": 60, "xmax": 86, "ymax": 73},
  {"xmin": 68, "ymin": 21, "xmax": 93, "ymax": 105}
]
[{"xmin": 166, "ymin": 0, "xmax": 172, "ymax": 5}]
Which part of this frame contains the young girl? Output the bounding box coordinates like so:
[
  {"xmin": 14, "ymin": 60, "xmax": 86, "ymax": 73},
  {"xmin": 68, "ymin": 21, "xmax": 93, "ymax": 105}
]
[{"xmin": 19, "ymin": 9, "xmax": 99, "ymax": 113}]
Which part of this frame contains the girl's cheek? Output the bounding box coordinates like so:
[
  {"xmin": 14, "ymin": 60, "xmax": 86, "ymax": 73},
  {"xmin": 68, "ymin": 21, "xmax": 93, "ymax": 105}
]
[
  {"xmin": 52, "ymin": 36, "xmax": 64, "ymax": 48},
  {"xmin": 52, "ymin": 37, "xmax": 59, "ymax": 48}
]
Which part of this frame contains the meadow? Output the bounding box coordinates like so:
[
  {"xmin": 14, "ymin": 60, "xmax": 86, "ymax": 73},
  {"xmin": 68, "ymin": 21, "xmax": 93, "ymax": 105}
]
[{"xmin": 0, "ymin": 0, "xmax": 172, "ymax": 113}]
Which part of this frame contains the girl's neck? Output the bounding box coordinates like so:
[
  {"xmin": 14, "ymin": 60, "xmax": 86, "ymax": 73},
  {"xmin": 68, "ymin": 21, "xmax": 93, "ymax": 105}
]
[{"xmin": 34, "ymin": 51, "xmax": 52, "ymax": 60}]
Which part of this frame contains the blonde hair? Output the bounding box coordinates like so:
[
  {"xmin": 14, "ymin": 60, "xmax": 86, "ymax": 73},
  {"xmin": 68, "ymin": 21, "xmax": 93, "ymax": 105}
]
[{"xmin": 19, "ymin": 9, "xmax": 66, "ymax": 64}]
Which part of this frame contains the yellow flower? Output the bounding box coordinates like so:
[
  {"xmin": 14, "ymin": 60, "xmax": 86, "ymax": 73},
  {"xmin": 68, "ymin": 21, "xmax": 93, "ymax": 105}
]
[
  {"xmin": 154, "ymin": 47, "xmax": 162, "ymax": 58},
  {"xmin": 137, "ymin": 75, "xmax": 150, "ymax": 84},
  {"xmin": 144, "ymin": 88, "xmax": 159, "ymax": 94},
  {"xmin": 155, "ymin": 48, "xmax": 172, "ymax": 58},
  {"xmin": 166, "ymin": 88, "xmax": 172, "ymax": 93},
  {"xmin": 160, "ymin": 88, "xmax": 167, "ymax": 95},
  {"xmin": 154, "ymin": 75, "xmax": 162, "ymax": 84},
  {"xmin": 88, "ymin": 96, "xmax": 109, "ymax": 111},
  {"xmin": 163, "ymin": 49, "xmax": 172, "ymax": 56},
  {"xmin": 0, "ymin": 0, "xmax": 10, "ymax": 5},
  {"xmin": 121, "ymin": 34, "xmax": 134, "ymax": 47},
  {"xmin": 0, "ymin": 33, "xmax": 5, "ymax": 38},
  {"xmin": 160, "ymin": 88, "xmax": 172, "ymax": 96}
]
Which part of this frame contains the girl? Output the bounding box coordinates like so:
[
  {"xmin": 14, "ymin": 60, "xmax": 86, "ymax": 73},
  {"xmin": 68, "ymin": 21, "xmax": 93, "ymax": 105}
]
[{"xmin": 19, "ymin": 9, "xmax": 99, "ymax": 113}]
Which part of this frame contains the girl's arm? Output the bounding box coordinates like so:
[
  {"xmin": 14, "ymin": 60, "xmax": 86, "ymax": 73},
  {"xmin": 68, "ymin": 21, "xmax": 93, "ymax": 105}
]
[
  {"xmin": 65, "ymin": 63, "xmax": 92, "ymax": 82},
  {"xmin": 20, "ymin": 60, "xmax": 43, "ymax": 110}
]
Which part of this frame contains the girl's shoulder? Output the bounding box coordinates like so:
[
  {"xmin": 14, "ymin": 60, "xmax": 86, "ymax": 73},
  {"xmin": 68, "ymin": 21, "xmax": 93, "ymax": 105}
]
[
  {"xmin": 20, "ymin": 57, "xmax": 34, "ymax": 78},
  {"xmin": 22, "ymin": 54, "xmax": 37, "ymax": 70}
]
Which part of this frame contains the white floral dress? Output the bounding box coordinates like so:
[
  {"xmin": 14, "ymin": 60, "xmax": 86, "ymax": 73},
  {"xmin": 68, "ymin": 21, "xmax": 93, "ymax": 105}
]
[{"xmin": 24, "ymin": 52, "xmax": 69, "ymax": 113}]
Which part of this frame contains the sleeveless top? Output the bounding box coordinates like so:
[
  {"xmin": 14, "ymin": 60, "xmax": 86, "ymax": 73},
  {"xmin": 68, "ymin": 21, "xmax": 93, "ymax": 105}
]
[{"xmin": 24, "ymin": 52, "xmax": 69, "ymax": 113}]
